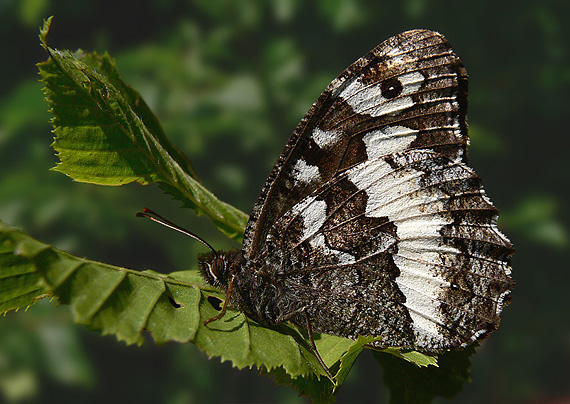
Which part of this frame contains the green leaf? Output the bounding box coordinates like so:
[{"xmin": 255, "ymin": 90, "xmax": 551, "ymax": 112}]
[
  {"xmin": 37, "ymin": 17, "xmax": 248, "ymax": 242},
  {"xmin": 263, "ymin": 334, "xmax": 380, "ymax": 402},
  {"xmin": 334, "ymin": 335, "xmax": 382, "ymax": 384},
  {"xmin": 266, "ymin": 367, "xmax": 335, "ymax": 404},
  {"xmin": 381, "ymin": 347, "xmax": 438, "ymax": 367},
  {"xmin": 0, "ymin": 220, "xmax": 357, "ymax": 387},
  {"xmin": 374, "ymin": 346, "xmax": 475, "ymax": 404},
  {"xmin": 0, "ymin": 223, "xmax": 51, "ymax": 314}
]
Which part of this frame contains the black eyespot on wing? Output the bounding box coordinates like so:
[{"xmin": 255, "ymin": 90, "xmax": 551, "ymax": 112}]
[
  {"xmin": 207, "ymin": 296, "xmax": 223, "ymax": 311},
  {"xmin": 380, "ymin": 77, "xmax": 403, "ymax": 99}
]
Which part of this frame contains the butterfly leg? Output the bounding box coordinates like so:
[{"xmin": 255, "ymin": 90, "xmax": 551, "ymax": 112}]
[
  {"xmin": 305, "ymin": 311, "xmax": 335, "ymax": 381},
  {"xmin": 204, "ymin": 274, "xmax": 236, "ymax": 326}
]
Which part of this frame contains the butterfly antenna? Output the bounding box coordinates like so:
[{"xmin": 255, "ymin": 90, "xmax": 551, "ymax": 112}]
[{"xmin": 137, "ymin": 208, "xmax": 218, "ymax": 258}]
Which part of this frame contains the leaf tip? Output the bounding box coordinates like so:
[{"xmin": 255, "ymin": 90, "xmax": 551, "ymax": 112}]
[{"xmin": 39, "ymin": 16, "xmax": 54, "ymax": 47}]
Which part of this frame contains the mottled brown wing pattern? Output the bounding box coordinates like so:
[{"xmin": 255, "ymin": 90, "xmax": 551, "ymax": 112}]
[{"xmin": 235, "ymin": 29, "xmax": 513, "ymax": 351}]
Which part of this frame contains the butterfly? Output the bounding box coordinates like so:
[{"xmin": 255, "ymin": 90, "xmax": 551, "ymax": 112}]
[{"xmin": 140, "ymin": 29, "xmax": 514, "ymax": 374}]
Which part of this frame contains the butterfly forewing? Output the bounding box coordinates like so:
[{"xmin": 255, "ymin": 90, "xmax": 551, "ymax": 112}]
[
  {"xmin": 235, "ymin": 30, "xmax": 513, "ymax": 351},
  {"xmin": 244, "ymin": 30, "xmax": 468, "ymax": 259}
]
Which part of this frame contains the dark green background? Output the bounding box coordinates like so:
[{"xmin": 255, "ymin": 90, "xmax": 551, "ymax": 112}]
[{"xmin": 1, "ymin": 0, "xmax": 568, "ymax": 403}]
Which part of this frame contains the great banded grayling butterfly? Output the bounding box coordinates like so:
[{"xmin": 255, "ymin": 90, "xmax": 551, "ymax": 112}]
[{"xmin": 140, "ymin": 29, "xmax": 514, "ymax": 374}]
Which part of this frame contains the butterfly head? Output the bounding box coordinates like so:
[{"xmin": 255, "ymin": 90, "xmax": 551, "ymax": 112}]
[{"xmin": 198, "ymin": 249, "xmax": 241, "ymax": 290}]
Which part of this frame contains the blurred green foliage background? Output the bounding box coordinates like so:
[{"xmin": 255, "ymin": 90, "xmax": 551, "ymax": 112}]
[{"xmin": 1, "ymin": 0, "xmax": 568, "ymax": 403}]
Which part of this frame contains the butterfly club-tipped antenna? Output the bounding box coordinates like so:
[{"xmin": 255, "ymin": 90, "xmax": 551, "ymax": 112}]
[{"xmin": 136, "ymin": 208, "xmax": 218, "ymax": 258}]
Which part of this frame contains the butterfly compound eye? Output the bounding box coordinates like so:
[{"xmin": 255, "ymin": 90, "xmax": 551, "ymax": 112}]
[
  {"xmin": 204, "ymin": 262, "xmax": 218, "ymax": 282},
  {"xmin": 205, "ymin": 257, "xmax": 229, "ymax": 286},
  {"xmin": 380, "ymin": 77, "xmax": 403, "ymax": 99}
]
